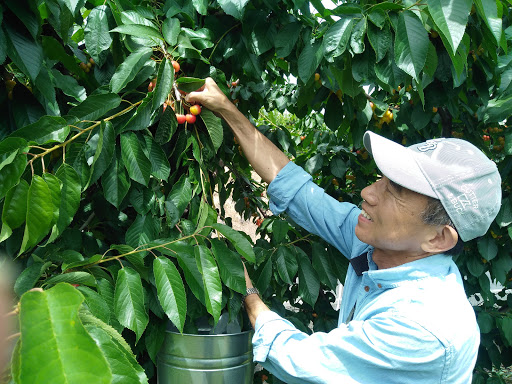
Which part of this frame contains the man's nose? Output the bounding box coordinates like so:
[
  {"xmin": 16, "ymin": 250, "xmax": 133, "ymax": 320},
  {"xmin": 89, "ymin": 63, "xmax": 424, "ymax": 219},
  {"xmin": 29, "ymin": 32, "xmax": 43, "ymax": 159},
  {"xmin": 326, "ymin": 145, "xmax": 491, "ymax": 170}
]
[{"xmin": 361, "ymin": 182, "xmax": 379, "ymax": 205}]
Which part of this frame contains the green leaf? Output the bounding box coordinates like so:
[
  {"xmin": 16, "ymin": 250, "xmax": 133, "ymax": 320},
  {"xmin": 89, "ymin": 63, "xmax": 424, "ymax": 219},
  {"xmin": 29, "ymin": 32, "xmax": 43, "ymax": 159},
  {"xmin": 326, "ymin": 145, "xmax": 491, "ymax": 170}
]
[
  {"xmin": 153, "ymin": 257, "xmax": 187, "ymax": 332},
  {"xmin": 194, "ymin": 245, "xmax": 222, "ymax": 324},
  {"xmin": 129, "ymin": 187, "xmax": 154, "ymax": 215},
  {"xmin": 110, "ymin": 48, "xmax": 153, "ymax": 94},
  {"xmin": 484, "ymin": 96, "xmax": 512, "ymax": 123},
  {"xmin": 121, "ymin": 132, "xmax": 152, "ymax": 186},
  {"xmin": 162, "ymin": 18, "xmax": 181, "ymax": 46},
  {"xmin": 44, "ymin": 272, "xmax": 98, "ymax": 287},
  {"xmin": 0, "ymin": 152, "xmax": 27, "ymax": 200},
  {"xmin": 331, "ymin": 62, "xmax": 361, "ymax": 97},
  {"xmin": 217, "ymin": 0, "xmax": 250, "ymax": 19},
  {"xmin": 0, "ymin": 24, "xmax": 6, "ymax": 66},
  {"xmin": 312, "ymin": 242, "xmax": 337, "ymax": 290},
  {"xmin": 499, "ymin": 317, "xmax": 512, "ymax": 347},
  {"xmin": 42, "ymin": 173, "xmax": 61, "ymax": 228},
  {"xmin": 274, "ymin": 246, "xmax": 298, "ymax": 284},
  {"xmin": 152, "ymin": 58, "xmax": 174, "ymax": 111},
  {"xmin": 330, "ymin": 157, "xmax": 347, "ymax": 178},
  {"xmin": 474, "ymin": 0, "xmax": 502, "ymax": 46},
  {"xmin": 477, "ymin": 236, "xmax": 498, "ymax": 261},
  {"xmin": 13, "ymin": 261, "xmax": 52, "ymax": 297},
  {"xmin": 167, "ymin": 175, "xmax": 192, "ymax": 217},
  {"xmin": 85, "ymin": 326, "xmax": 148, "ymax": 384},
  {"xmin": 142, "ymin": 135, "xmax": 170, "ymax": 180},
  {"xmin": 89, "ymin": 121, "xmax": 116, "ymax": 186},
  {"xmin": 192, "ymin": 0, "xmax": 208, "ymax": 15},
  {"xmin": 125, "ymin": 215, "xmax": 160, "ymax": 248},
  {"xmin": 18, "ymin": 284, "xmax": 112, "ymax": 384},
  {"xmin": 0, "ymin": 180, "xmax": 29, "ymax": 242},
  {"xmin": 428, "ymin": 0, "xmax": 472, "ymax": 56},
  {"xmin": 4, "ymin": 22, "xmax": 43, "ymax": 81},
  {"xmin": 394, "ymin": 11, "xmax": 429, "ymax": 81},
  {"xmin": 68, "ymin": 93, "xmax": 122, "ymax": 122},
  {"xmin": 175, "ymin": 77, "xmax": 206, "ymax": 93},
  {"xmin": 350, "ymin": 17, "xmax": 367, "ymax": 54},
  {"xmin": 111, "ymin": 24, "xmax": 163, "ymax": 41},
  {"xmin": 477, "ymin": 312, "xmax": 494, "ymax": 333},
  {"xmin": 84, "ymin": 5, "xmax": 113, "ymax": 66},
  {"xmin": 155, "ymin": 107, "xmax": 178, "ymax": 144},
  {"xmin": 51, "ymin": 69, "xmax": 87, "ymax": 102},
  {"xmin": 121, "ymin": 93, "xmax": 154, "ymax": 132},
  {"xmin": 323, "ymin": 16, "xmax": 355, "ymax": 61},
  {"xmin": 254, "ymin": 257, "xmax": 272, "ymax": 293},
  {"xmin": 102, "ymin": 147, "xmax": 131, "ymax": 208},
  {"xmin": 496, "ymin": 197, "xmax": 512, "ymax": 227},
  {"xmin": 367, "ymin": 21, "xmax": 391, "ymax": 62},
  {"xmin": 275, "ymin": 22, "xmax": 301, "ymax": 58},
  {"xmin": 211, "ymin": 223, "xmax": 255, "ymax": 263},
  {"xmin": 305, "ymin": 153, "xmax": 324, "ymax": 174},
  {"xmin": 9, "ymin": 116, "xmax": 69, "ymax": 145},
  {"xmin": 144, "ymin": 320, "xmax": 166, "ymax": 365},
  {"xmin": 467, "ymin": 254, "xmax": 486, "ymax": 277},
  {"xmin": 298, "ymin": 38, "xmax": 323, "ymax": 83},
  {"xmin": 210, "ymin": 238, "xmax": 246, "ymax": 294},
  {"xmin": 48, "ymin": 164, "xmax": 81, "ymax": 243},
  {"xmin": 200, "ymin": 108, "xmax": 223, "ymax": 152},
  {"xmin": 114, "ymin": 267, "xmax": 149, "ymax": 342},
  {"xmin": 19, "ymin": 176, "xmax": 53, "ymax": 254},
  {"xmin": 296, "ymin": 247, "xmax": 320, "ymax": 307},
  {"xmin": 171, "ymin": 242, "xmax": 205, "ymax": 302},
  {"xmin": 76, "ymin": 286, "xmax": 111, "ymax": 324}
]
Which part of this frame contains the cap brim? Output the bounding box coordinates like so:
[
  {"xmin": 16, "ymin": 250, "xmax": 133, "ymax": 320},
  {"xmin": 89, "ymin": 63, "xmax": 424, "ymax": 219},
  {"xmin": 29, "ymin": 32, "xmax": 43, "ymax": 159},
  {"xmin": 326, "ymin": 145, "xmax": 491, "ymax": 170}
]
[{"xmin": 363, "ymin": 131, "xmax": 437, "ymax": 198}]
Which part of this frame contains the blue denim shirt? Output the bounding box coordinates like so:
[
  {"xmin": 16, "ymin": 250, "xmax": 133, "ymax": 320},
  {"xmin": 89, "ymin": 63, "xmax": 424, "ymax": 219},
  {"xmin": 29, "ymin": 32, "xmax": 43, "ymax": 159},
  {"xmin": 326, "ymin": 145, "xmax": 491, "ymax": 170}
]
[{"xmin": 252, "ymin": 162, "xmax": 479, "ymax": 384}]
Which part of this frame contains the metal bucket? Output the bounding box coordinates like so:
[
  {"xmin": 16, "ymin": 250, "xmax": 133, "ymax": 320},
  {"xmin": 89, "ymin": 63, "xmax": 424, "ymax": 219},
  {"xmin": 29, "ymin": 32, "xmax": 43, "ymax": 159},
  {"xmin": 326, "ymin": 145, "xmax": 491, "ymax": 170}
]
[{"xmin": 157, "ymin": 330, "xmax": 254, "ymax": 384}]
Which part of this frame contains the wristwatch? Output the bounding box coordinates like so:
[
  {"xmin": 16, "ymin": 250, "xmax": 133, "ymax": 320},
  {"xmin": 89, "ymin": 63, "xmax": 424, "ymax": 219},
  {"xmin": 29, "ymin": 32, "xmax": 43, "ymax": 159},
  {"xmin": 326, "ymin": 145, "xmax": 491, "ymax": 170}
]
[{"xmin": 243, "ymin": 287, "xmax": 260, "ymax": 300}]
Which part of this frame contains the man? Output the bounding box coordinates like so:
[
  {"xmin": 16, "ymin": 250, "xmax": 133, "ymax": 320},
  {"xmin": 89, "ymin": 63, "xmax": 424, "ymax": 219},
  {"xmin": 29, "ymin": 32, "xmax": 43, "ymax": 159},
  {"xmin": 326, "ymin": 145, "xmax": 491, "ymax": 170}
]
[{"xmin": 186, "ymin": 78, "xmax": 502, "ymax": 383}]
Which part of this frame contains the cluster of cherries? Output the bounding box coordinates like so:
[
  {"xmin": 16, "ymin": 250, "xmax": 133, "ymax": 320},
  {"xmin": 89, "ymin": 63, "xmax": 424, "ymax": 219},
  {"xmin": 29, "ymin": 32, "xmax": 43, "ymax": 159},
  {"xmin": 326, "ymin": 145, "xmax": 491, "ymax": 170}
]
[{"xmin": 147, "ymin": 60, "xmax": 202, "ymax": 124}]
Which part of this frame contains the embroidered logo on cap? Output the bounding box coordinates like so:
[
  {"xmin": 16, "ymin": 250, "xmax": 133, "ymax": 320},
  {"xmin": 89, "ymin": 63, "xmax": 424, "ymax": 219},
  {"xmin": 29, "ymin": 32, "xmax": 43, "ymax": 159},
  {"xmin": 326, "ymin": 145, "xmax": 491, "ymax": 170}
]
[{"xmin": 417, "ymin": 138, "xmax": 445, "ymax": 152}]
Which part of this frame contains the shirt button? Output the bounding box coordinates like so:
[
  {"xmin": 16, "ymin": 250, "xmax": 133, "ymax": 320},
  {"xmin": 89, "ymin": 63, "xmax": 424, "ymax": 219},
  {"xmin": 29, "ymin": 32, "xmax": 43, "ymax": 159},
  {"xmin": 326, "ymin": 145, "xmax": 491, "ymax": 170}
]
[
  {"xmin": 364, "ymin": 286, "xmax": 370, "ymax": 292},
  {"xmin": 377, "ymin": 284, "xmax": 382, "ymax": 288}
]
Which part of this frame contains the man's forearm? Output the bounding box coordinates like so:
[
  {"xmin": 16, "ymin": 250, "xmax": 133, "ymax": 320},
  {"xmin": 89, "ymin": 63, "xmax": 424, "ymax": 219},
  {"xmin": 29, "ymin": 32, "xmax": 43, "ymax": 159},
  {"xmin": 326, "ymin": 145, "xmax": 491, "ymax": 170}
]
[{"xmin": 219, "ymin": 103, "xmax": 290, "ymax": 184}]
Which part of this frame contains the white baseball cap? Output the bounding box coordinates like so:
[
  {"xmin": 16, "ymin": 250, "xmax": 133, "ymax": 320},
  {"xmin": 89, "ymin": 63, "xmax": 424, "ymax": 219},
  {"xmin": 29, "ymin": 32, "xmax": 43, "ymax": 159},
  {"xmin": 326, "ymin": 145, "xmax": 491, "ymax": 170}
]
[{"xmin": 363, "ymin": 131, "xmax": 502, "ymax": 241}]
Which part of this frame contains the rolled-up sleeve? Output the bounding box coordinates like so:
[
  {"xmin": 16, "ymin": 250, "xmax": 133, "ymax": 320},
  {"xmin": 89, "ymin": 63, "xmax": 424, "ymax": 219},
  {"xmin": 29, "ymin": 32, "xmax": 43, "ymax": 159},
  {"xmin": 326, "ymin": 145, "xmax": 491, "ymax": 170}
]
[
  {"xmin": 267, "ymin": 162, "xmax": 364, "ymax": 257},
  {"xmin": 252, "ymin": 311, "xmax": 446, "ymax": 384}
]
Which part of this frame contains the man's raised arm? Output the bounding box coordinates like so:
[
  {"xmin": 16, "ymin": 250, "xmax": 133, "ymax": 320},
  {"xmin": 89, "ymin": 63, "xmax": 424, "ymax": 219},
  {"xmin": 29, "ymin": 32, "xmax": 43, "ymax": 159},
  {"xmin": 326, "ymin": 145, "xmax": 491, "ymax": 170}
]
[{"xmin": 186, "ymin": 78, "xmax": 290, "ymax": 184}]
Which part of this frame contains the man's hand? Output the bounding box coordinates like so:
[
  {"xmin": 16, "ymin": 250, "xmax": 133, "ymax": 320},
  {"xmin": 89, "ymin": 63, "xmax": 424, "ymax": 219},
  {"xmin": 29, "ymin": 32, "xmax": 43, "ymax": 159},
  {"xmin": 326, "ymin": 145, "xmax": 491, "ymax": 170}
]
[
  {"xmin": 185, "ymin": 78, "xmax": 233, "ymax": 118},
  {"xmin": 185, "ymin": 77, "xmax": 289, "ymax": 184}
]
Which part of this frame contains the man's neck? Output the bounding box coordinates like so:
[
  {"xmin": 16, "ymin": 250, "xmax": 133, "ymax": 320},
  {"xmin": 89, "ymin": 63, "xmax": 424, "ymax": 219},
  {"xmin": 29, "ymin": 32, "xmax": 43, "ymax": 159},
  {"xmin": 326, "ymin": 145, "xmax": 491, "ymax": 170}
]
[{"xmin": 372, "ymin": 248, "xmax": 433, "ymax": 269}]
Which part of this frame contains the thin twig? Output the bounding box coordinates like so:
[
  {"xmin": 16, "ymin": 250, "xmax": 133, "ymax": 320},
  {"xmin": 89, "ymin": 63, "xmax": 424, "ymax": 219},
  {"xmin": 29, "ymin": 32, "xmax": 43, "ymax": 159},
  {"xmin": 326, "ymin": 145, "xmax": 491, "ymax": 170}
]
[{"xmin": 6, "ymin": 332, "xmax": 20, "ymax": 342}]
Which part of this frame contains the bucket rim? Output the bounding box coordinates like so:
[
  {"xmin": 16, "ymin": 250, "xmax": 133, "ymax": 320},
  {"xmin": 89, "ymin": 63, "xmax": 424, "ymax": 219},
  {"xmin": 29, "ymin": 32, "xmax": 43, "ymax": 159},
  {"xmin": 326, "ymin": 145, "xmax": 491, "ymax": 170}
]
[{"xmin": 166, "ymin": 329, "xmax": 254, "ymax": 338}]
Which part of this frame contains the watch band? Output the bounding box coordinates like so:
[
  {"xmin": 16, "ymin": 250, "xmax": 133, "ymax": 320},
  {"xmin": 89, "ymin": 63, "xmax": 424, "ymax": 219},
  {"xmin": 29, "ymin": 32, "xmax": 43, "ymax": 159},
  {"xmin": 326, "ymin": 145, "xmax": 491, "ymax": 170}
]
[{"xmin": 243, "ymin": 287, "xmax": 260, "ymax": 300}]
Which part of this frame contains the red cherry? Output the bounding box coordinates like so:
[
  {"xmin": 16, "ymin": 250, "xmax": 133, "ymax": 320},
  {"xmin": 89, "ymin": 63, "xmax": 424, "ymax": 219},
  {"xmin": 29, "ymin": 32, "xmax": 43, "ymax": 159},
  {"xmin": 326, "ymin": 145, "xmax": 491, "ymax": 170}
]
[
  {"xmin": 176, "ymin": 114, "xmax": 186, "ymax": 124},
  {"xmin": 171, "ymin": 60, "xmax": 180, "ymax": 73},
  {"xmin": 185, "ymin": 114, "xmax": 196, "ymax": 124},
  {"xmin": 189, "ymin": 105, "xmax": 201, "ymax": 115}
]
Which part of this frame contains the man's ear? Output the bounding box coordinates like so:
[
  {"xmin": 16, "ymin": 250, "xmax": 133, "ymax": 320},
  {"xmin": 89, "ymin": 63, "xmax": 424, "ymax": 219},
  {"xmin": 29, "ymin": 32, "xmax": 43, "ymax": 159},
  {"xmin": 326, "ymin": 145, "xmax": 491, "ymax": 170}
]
[{"xmin": 421, "ymin": 225, "xmax": 458, "ymax": 254}]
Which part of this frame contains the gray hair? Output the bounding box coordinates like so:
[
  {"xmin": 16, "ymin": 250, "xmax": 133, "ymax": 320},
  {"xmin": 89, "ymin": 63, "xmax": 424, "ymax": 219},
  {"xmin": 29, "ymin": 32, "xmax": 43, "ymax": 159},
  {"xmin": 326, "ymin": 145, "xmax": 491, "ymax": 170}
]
[{"xmin": 421, "ymin": 197, "xmax": 464, "ymax": 255}]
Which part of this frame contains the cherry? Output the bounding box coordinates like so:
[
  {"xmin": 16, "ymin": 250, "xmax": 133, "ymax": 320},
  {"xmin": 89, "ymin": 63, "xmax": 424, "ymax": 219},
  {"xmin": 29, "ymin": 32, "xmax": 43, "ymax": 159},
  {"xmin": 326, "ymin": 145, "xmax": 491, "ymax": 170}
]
[
  {"xmin": 176, "ymin": 114, "xmax": 186, "ymax": 124},
  {"xmin": 189, "ymin": 105, "xmax": 201, "ymax": 115},
  {"xmin": 185, "ymin": 114, "xmax": 196, "ymax": 124},
  {"xmin": 171, "ymin": 60, "xmax": 180, "ymax": 73}
]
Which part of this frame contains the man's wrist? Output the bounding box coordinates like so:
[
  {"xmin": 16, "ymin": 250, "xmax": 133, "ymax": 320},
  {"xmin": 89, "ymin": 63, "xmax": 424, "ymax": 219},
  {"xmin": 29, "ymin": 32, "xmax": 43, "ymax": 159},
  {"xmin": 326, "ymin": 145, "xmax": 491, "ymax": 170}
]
[{"xmin": 243, "ymin": 287, "xmax": 260, "ymax": 300}]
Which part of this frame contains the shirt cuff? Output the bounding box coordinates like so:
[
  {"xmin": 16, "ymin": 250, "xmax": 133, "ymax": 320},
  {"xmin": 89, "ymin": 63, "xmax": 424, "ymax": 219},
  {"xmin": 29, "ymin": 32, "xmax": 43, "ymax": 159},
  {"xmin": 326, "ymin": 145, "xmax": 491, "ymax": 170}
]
[
  {"xmin": 252, "ymin": 311, "xmax": 298, "ymax": 363},
  {"xmin": 267, "ymin": 162, "xmax": 312, "ymax": 215}
]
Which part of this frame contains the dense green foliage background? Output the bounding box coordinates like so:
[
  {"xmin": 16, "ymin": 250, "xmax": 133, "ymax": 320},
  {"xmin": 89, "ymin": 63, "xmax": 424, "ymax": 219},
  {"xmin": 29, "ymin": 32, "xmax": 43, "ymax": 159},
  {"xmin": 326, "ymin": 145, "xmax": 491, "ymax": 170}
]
[{"xmin": 0, "ymin": 0, "xmax": 511, "ymax": 382}]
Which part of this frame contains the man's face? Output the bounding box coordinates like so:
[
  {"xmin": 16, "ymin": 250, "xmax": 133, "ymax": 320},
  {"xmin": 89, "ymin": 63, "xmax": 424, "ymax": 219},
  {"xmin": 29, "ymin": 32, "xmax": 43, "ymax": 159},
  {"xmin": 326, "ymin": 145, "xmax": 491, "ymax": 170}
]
[{"xmin": 355, "ymin": 176, "xmax": 433, "ymax": 256}]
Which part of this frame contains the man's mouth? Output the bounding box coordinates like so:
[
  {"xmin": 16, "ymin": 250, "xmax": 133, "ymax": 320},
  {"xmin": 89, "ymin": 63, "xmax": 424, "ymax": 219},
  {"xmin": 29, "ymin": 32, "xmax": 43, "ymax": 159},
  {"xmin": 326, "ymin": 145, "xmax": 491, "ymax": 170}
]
[{"xmin": 361, "ymin": 209, "xmax": 373, "ymax": 221}]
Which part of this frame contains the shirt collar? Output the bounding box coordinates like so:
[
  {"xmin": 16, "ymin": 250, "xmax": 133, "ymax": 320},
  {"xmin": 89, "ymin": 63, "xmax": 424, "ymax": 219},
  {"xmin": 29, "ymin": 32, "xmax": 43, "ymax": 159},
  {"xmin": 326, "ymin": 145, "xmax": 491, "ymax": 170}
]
[{"xmin": 358, "ymin": 250, "xmax": 453, "ymax": 287}]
